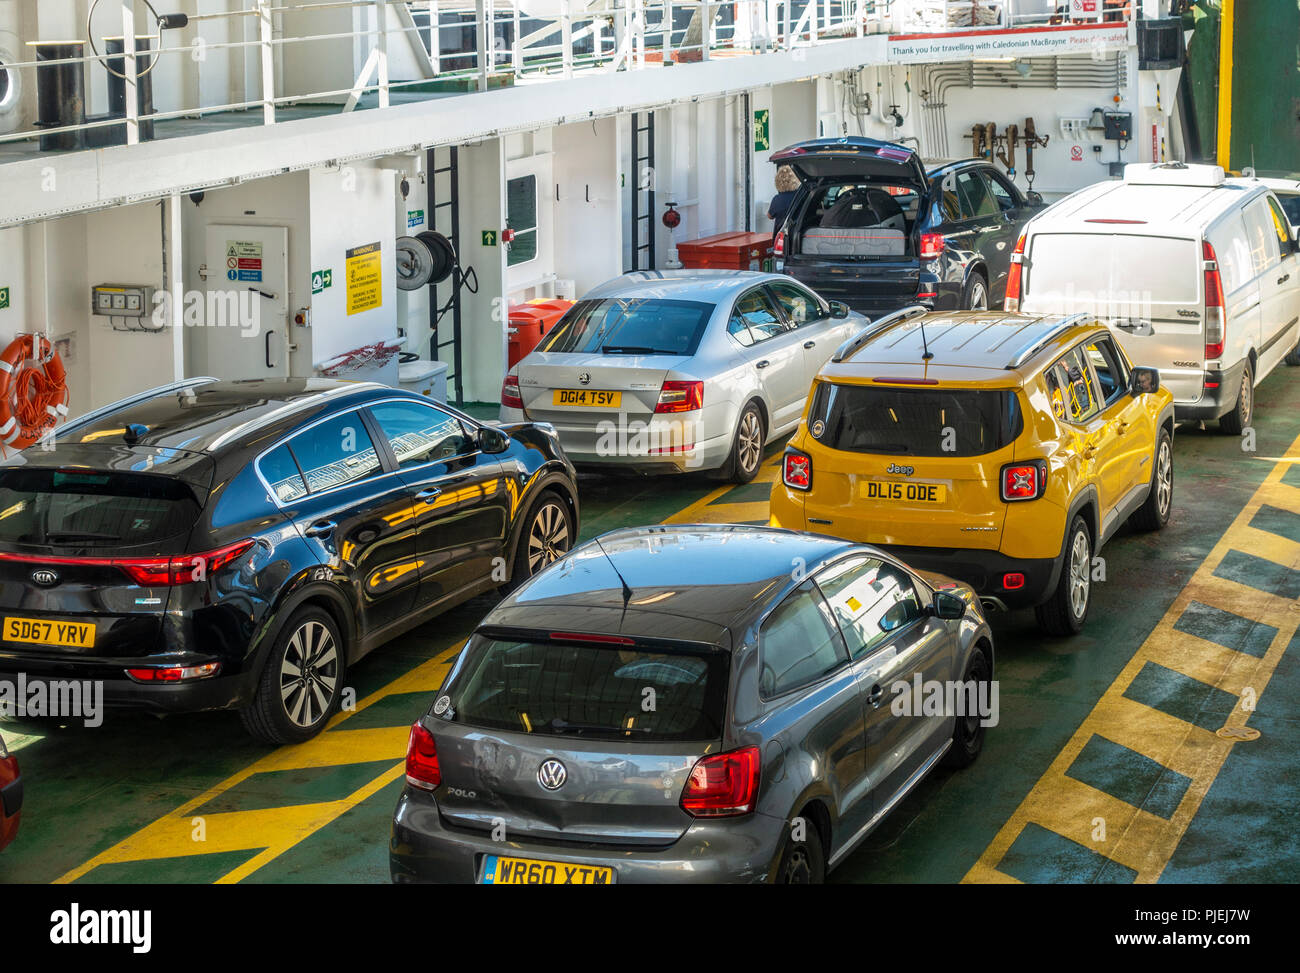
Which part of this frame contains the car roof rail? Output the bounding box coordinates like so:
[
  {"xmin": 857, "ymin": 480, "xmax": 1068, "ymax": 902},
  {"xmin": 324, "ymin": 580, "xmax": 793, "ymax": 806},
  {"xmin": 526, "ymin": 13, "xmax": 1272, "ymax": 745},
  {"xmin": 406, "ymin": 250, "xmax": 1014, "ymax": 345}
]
[
  {"xmin": 831, "ymin": 305, "xmax": 931, "ymax": 363},
  {"xmin": 1004, "ymin": 314, "xmax": 1092, "ymax": 369},
  {"xmin": 55, "ymin": 377, "xmax": 221, "ymax": 440}
]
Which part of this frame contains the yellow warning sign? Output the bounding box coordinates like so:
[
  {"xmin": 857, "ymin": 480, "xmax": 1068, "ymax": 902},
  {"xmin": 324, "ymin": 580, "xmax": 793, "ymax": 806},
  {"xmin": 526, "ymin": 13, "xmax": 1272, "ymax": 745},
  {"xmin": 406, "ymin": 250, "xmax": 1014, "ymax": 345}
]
[{"xmin": 345, "ymin": 242, "xmax": 383, "ymax": 316}]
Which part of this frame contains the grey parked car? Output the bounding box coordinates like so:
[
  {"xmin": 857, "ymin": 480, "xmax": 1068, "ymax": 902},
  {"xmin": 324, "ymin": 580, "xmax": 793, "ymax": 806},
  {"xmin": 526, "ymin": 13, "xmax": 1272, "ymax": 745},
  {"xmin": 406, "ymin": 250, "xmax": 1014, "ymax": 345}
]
[
  {"xmin": 390, "ymin": 525, "xmax": 994, "ymax": 884},
  {"xmin": 499, "ymin": 271, "xmax": 863, "ymax": 482}
]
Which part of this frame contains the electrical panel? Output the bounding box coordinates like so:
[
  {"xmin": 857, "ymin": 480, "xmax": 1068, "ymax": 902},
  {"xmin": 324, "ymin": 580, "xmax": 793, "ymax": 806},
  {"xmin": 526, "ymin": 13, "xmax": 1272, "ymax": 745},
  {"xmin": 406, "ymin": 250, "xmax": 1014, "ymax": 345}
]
[
  {"xmin": 1103, "ymin": 112, "xmax": 1133, "ymax": 141},
  {"xmin": 91, "ymin": 284, "xmax": 155, "ymax": 318}
]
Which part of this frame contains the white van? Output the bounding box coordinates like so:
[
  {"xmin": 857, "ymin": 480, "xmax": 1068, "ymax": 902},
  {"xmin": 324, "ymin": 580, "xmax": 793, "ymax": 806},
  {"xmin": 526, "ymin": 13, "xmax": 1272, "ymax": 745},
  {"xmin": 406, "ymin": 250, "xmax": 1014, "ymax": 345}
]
[{"xmin": 1008, "ymin": 162, "xmax": 1300, "ymax": 433}]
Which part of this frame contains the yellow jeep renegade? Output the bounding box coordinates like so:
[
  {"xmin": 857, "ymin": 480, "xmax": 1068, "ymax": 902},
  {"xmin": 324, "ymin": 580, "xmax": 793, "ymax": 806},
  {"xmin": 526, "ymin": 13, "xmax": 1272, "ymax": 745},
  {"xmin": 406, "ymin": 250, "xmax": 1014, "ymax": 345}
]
[{"xmin": 769, "ymin": 307, "xmax": 1176, "ymax": 635}]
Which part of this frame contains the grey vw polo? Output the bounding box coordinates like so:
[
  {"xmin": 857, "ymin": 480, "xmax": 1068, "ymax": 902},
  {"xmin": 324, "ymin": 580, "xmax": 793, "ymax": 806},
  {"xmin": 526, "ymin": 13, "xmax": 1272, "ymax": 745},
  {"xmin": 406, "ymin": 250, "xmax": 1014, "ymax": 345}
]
[{"xmin": 390, "ymin": 525, "xmax": 994, "ymax": 884}]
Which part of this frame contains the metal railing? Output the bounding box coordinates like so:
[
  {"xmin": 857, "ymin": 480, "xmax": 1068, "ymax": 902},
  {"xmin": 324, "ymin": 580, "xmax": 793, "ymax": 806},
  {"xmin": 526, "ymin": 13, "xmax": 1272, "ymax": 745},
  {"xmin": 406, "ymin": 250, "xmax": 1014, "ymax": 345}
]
[{"xmin": 0, "ymin": 0, "xmax": 1140, "ymax": 153}]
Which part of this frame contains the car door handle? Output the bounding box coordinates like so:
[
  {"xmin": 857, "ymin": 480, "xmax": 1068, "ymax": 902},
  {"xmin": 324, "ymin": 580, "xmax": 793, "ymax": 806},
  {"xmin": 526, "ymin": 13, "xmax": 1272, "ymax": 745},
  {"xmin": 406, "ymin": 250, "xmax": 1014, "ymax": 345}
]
[
  {"xmin": 755, "ymin": 359, "xmax": 770, "ymax": 369},
  {"xmin": 1083, "ymin": 445, "xmax": 1099, "ymax": 459},
  {"xmin": 265, "ymin": 330, "xmax": 276, "ymax": 369},
  {"xmin": 1115, "ymin": 421, "xmax": 1130, "ymax": 435},
  {"xmin": 415, "ymin": 487, "xmax": 442, "ymax": 504},
  {"xmin": 867, "ymin": 683, "xmax": 884, "ymax": 708},
  {"xmin": 803, "ymin": 340, "xmax": 816, "ymax": 349},
  {"xmin": 1279, "ymin": 274, "xmax": 1291, "ymax": 285},
  {"xmin": 304, "ymin": 519, "xmax": 336, "ymax": 538}
]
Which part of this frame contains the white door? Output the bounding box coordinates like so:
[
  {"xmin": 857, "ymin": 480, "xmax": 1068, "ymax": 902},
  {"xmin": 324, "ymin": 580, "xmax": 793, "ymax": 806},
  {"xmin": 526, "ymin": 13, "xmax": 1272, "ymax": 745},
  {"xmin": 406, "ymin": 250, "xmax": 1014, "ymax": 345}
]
[{"xmin": 201, "ymin": 224, "xmax": 291, "ymax": 380}]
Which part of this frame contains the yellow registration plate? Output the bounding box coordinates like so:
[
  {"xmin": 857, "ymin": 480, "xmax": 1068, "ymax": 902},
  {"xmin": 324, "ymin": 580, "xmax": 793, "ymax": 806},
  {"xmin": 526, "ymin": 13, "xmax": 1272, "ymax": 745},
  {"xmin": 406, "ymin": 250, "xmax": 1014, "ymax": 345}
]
[
  {"xmin": 553, "ymin": 389, "xmax": 621, "ymax": 408},
  {"xmin": 482, "ymin": 854, "xmax": 614, "ymax": 885},
  {"xmin": 861, "ymin": 480, "xmax": 947, "ymax": 505},
  {"xmin": 4, "ymin": 616, "xmax": 96, "ymax": 648}
]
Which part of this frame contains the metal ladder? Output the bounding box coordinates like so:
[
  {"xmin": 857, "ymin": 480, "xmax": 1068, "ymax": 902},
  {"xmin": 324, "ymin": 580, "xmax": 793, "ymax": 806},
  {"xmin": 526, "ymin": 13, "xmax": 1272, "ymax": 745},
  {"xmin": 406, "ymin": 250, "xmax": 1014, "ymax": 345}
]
[
  {"xmin": 427, "ymin": 144, "xmax": 465, "ymax": 407},
  {"xmin": 629, "ymin": 111, "xmax": 656, "ymax": 271}
]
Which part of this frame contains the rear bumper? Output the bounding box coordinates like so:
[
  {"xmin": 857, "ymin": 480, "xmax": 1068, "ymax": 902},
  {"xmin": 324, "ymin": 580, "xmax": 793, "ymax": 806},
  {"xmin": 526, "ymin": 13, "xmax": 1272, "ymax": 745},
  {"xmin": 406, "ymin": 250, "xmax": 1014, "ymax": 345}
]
[
  {"xmin": 390, "ymin": 788, "xmax": 784, "ymax": 884},
  {"xmin": 501, "ymin": 405, "xmax": 734, "ymax": 474},
  {"xmin": 878, "ymin": 545, "xmax": 1061, "ymax": 610},
  {"xmin": 1173, "ymin": 359, "xmax": 1246, "ymax": 421},
  {"xmin": 0, "ymin": 655, "xmax": 254, "ymax": 717}
]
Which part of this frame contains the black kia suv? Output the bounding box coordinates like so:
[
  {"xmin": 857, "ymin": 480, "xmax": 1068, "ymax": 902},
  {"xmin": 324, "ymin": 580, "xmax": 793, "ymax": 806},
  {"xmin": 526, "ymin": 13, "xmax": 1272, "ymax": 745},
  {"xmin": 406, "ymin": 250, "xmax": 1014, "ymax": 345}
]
[
  {"xmin": 771, "ymin": 137, "xmax": 1044, "ymax": 316},
  {"xmin": 0, "ymin": 379, "xmax": 580, "ymax": 744}
]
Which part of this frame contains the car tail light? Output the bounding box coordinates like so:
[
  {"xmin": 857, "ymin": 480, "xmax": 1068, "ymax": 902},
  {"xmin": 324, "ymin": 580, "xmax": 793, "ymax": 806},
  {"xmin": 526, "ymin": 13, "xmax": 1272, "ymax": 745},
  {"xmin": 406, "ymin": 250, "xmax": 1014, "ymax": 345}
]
[
  {"xmin": 125, "ymin": 662, "xmax": 221, "ymax": 683},
  {"xmin": 654, "ymin": 380, "xmax": 703, "ymax": 414},
  {"xmin": 919, "ymin": 232, "xmax": 945, "ymax": 260},
  {"xmin": 1002, "ymin": 573, "xmax": 1026, "ymax": 590},
  {"xmin": 405, "ymin": 722, "xmax": 441, "ymax": 790},
  {"xmin": 773, "ymin": 230, "xmax": 785, "ymax": 258},
  {"xmin": 1000, "ymin": 460, "xmax": 1047, "ymax": 501},
  {"xmin": 0, "ymin": 540, "xmax": 255, "ymax": 586},
  {"xmin": 782, "ymin": 449, "xmax": 811, "ymax": 490},
  {"xmin": 1004, "ymin": 232, "xmax": 1027, "ymax": 311},
  {"xmin": 501, "ymin": 372, "xmax": 524, "ymax": 409},
  {"xmin": 1203, "ymin": 240, "xmax": 1226, "ymax": 359},
  {"xmin": 680, "ymin": 746, "xmax": 761, "ymax": 817}
]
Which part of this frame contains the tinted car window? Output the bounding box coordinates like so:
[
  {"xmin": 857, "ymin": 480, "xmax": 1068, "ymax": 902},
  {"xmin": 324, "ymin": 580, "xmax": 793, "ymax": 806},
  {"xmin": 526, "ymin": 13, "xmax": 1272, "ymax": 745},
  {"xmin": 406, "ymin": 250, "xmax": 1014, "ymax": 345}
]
[
  {"xmin": 1275, "ymin": 192, "xmax": 1300, "ymax": 228},
  {"xmin": 0, "ymin": 468, "xmax": 201, "ymax": 550},
  {"xmin": 1046, "ymin": 347, "xmax": 1101, "ymax": 423},
  {"xmin": 537, "ymin": 298, "xmax": 713, "ymax": 356},
  {"xmin": 760, "ymin": 581, "xmax": 848, "ymax": 696},
  {"xmin": 368, "ymin": 401, "xmax": 472, "ymax": 470},
  {"xmin": 447, "ymin": 637, "xmax": 728, "ymax": 742},
  {"xmin": 808, "ymin": 383, "xmax": 1023, "ymax": 457},
  {"xmin": 817, "ymin": 557, "xmax": 924, "ymax": 659},
  {"xmin": 733, "ymin": 289, "xmax": 789, "ymax": 343},
  {"xmin": 287, "ymin": 411, "xmax": 383, "ymax": 493},
  {"xmin": 768, "ymin": 282, "xmax": 826, "ymax": 326},
  {"xmin": 956, "ymin": 170, "xmax": 998, "ymax": 219},
  {"xmin": 984, "ymin": 172, "xmax": 1018, "ymax": 212},
  {"xmin": 261, "ymin": 444, "xmax": 307, "ymax": 503}
]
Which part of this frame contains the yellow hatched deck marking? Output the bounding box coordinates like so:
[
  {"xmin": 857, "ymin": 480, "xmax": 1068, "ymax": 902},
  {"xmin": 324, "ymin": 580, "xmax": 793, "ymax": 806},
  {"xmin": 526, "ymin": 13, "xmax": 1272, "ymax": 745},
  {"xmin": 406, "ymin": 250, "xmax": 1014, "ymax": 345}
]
[
  {"xmin": 965, "ymin": 438, "xmax": 1300, "ymax": 884},
  {"xmin": 55, "ymin": 644, "xmax": 463, "ymax": 884}
]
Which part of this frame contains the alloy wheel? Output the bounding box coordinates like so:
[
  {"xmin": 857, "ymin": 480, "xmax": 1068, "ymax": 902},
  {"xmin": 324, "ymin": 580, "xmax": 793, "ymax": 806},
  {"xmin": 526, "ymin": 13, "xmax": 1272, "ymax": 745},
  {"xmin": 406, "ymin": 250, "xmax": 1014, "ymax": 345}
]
[
  {"xmin": 1155, "ymin": 440, "xmax": 1172, "ymax": 517},
  {"xmin": 279, "ymin": 620, "xmax": 339, "ymax": 729},
  {"xmin": 1069, "ymin": 529, "xmax": 1091, "ymax": 620},
  {"xmin": 738, "ymin": 411, "xmax": 762, "ymax": 475},
  {"xmin": 526, "ymin": 501, "xmax": 571, "ymax": 575},
  {"xmin": 968, "ymin": 280, "xmax": 988, "ymax": 310}
]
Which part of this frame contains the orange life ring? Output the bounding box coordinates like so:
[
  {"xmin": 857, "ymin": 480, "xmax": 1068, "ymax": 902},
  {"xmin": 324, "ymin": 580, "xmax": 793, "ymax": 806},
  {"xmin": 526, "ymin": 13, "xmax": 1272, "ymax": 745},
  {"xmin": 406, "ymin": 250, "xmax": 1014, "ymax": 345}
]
[{"xmin": 0, "ymin": 334, "xmax": 70, "ymax": 451}]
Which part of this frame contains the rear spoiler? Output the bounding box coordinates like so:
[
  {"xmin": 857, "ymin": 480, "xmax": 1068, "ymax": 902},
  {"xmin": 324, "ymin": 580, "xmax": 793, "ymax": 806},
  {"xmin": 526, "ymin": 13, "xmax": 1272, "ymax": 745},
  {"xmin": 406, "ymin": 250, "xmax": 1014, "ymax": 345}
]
[{"xmin": 831, "ymin": 305, "xmax": 930, "ymax": 363}]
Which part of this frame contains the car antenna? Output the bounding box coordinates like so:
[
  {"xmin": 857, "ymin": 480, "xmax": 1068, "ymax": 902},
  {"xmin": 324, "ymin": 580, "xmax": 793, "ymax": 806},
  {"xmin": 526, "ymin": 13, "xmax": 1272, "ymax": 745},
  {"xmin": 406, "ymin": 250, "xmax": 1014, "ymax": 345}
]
[
  {"xmin": 920, "ymin": 318, "xmax": 934, "ymax": 361},
  {"xmin": 592, "ymin": 534, "xmax": 633, "ymax": 610}
]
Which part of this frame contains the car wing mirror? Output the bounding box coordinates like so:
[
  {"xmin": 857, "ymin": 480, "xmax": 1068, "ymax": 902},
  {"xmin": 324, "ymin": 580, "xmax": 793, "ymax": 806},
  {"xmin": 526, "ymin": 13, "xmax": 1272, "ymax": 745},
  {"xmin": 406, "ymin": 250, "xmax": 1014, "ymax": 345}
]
[
  {"xmin": 1129, "ymin": 366, "xmax": 1160, "ymax": 397},
  {"xmin": 829, "ymin": 300, "xmax": 850, "ymax": 319},
  {"xmin": 929, "ymin": 590, "xmax": 966, "ymax": 620},
  {"xmin": 477, "ymin": 425, "xmax": 511, "ymax": 454}
]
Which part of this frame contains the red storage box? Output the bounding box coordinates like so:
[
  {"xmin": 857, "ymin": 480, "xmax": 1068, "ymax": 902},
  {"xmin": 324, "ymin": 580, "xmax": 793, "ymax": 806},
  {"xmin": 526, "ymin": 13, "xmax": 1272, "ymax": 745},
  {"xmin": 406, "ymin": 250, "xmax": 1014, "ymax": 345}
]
[
  {"xmin": 676, "ymin": 231, "xmax": 774, "ymax": 271},
  {"xmin": 508, "ymin": 299, "xmax": 574, "ymax": 368}
]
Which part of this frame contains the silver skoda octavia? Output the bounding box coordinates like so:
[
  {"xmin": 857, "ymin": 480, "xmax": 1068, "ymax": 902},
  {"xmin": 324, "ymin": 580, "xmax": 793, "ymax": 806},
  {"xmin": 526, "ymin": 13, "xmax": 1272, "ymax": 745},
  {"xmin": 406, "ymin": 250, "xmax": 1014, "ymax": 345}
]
[{"xmin": 500, "ymin": 271, "xmax": 864, "ymax": 482}]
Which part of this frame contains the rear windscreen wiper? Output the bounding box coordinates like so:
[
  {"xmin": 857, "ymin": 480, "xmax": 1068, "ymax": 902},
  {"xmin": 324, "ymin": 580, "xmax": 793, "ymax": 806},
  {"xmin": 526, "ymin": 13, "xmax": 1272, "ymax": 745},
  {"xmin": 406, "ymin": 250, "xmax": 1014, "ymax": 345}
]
[
  {"xmin": 548, "ymin": 718, "xmax": 652, "ymax": 735},
  {"xmin": 600, "ymin": 345, "xmax": 662, "ymax": 355}
]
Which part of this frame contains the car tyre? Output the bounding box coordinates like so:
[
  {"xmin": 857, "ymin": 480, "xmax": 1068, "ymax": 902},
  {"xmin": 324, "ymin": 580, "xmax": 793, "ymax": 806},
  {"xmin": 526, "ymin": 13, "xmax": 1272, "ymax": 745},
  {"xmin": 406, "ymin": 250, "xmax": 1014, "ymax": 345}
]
[
  {"xmin": 509, "ymin": 489, "xmax": 574, "ymax": 587},
  {"xmin": 1285, "ymin": 336, "xmax": 1300, "ymax": 367},
  {"xmin": 1218, "ymin": 361, "xmax": 1254, "ymax": 435},
  {"xmin": 773, "ymin": 816, "xmax": 826, "ymax": 884},
  {"xmin": 942, "ymin": 645, "xmax": 992, "ymax": 769},
  {"xmin": 961, "ymin": 272, "xmax": 989, "ymax": 311},
  {"xmin": 240, "ymin": 606, "xmax": 345, "ymax": 745},
  {"xmin": 1128, "ymin": 429, "xmax": 1173, "ymax": 531},
  {"xmin": 1034, "ymin": 515, "xmax": 1092, "ymax": 637},
  {"xmin": 725, "ymin": 402, "xmax": 766, "ymax": 484}
]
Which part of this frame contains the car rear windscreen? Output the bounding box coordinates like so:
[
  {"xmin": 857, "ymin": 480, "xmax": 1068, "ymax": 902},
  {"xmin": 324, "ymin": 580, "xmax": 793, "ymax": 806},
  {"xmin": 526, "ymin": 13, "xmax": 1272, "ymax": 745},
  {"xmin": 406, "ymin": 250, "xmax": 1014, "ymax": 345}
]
[
  {"xmin": 1025, "ymin": 233, "xmax": 1200, "ymax": 306},
  {"xmin": 0, "ymin": 468, "xmax": 202, "ymax": 551},
  {"xmin": 446, "ymin": 636, "xmax": 728, "ymax": 742},
  {"xmin": 536, "ymin": 298, "xmax": 713, "ymax": 357},
  {"xmin": 809, "ymin": 383, "xmax": 1022, "ymax": 457}
]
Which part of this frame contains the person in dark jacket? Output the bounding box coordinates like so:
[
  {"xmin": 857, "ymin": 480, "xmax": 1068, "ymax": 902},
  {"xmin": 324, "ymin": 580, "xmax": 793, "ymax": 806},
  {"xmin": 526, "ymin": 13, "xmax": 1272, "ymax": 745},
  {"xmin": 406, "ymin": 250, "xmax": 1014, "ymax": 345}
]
[{"xmin": 768, "ymin": 165, "xmax": 800, "ymax": 239}]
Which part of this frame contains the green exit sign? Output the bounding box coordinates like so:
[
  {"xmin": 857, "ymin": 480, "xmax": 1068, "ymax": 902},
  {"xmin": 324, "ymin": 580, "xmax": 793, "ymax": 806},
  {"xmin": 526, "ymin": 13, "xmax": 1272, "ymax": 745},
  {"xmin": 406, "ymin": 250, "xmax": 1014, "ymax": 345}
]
[
  {"xmin": 311, "ymin": 269, "xmax": 333, "ymax": 295},
  {"xmin": 0, "ymin": 287, "xmax": 9, "ymax": 310},
  {"xmin": 482, "ymin": 230, "xmax": 498, "ymax": 247}
]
